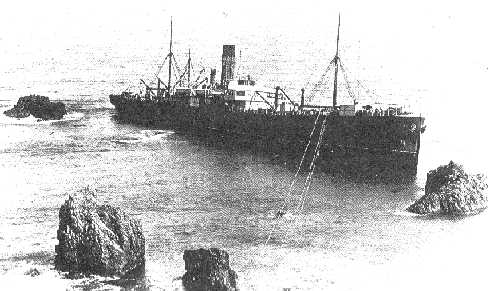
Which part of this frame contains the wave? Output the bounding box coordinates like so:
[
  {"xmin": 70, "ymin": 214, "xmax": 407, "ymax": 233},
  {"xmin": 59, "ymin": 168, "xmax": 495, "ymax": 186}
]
[
  {"xmin": 0, "ymin": 110, "xmax": 85, "ymax": 126},
  {"xmin": 53, "ymin": 112, "xmax": 85, "ymax": 122},
  {"xmin": 391, "ymin": 210, "xmax": 420, "ymax": 217},
  {"xmin": 111, "ymin": 130, "xmax": 174, "ymax": 145},
  {"xmin": 100, "ymin": 101, "xmax": 116, "ymax": 110},
  {"xmin": 0, "ymin": 261, "xmax": 121, "ymax": 290},
  {"xmin": 141, "ymin": 129, "xmax": 174, "ymax": 139}
]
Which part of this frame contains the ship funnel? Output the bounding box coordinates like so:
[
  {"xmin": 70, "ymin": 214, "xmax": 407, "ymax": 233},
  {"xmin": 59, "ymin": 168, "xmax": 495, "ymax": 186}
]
[{"xmin": 221, "ymin": 45, "xmax": 235, "ymax": 89}]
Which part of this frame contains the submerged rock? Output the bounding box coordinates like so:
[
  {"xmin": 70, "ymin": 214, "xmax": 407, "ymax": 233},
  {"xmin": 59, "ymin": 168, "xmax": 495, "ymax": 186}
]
[
  {"xmin": 408, "ymin": 161, "xmax": 488, "ymax": 215},
  {"xmin": 4, "ymin": 95, "xmax": 66, "ymax": 120},
  {"xmin": 24, "ymin": 268, "xmax": 40, "ymax": 277},
  {"xmin": 182, "ymin": 248, "xmax": 238, "ymax": 291},
  {"xmin": 55, "ymin": 188, "xmax": 145, "ymax": 277}
]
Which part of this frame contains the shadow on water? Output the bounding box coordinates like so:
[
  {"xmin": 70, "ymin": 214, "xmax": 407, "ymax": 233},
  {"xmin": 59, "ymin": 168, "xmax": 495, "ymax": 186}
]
[
  {"xmin": 70, "ymin": 279, "xmax": 105, "ymax": 291},
  {"xmin": 1, "ymin": 250, "xmax": 150, "ymax": 290},
  {"xmin": 101, "ymin": 264, "xmax": 150, "ymax": 290},
  {"xmin": 413, "ymin": 209, "xmax": 488, "ymax": 221},
  {"xmin": 2, "ymin": 251, "xmax": 54, "ymax": 265}
]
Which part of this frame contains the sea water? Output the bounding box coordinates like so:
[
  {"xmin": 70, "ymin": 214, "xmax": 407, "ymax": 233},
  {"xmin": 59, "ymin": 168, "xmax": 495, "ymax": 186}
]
[{"xmin": 0, "ymin": 2, "xmax": 498, "ymax": 290}]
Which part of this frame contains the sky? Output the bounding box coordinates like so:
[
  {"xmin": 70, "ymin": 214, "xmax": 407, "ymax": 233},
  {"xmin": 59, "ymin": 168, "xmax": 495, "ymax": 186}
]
[{"xmin": 1, "ymin": 0, "xmax": 497, "ymax": 92}]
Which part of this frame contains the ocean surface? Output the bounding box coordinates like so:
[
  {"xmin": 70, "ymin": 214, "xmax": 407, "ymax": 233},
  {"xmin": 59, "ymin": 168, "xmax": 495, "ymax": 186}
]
[{"xmin": 0, "ymin": 2, "xmax": 498, "ymax": 290}]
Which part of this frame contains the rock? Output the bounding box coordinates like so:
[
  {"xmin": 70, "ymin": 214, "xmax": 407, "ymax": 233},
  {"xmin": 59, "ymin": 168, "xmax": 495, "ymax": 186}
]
[
  {"xmin": 3, "ymin": 95, "xmax": 66, "ymax": 120},
  {"xmin": 182, "ymin": 248, "xmax": 238, "ymax": 291},
  {"xmin": 3, "ymin": 106, "xmax": 30, "ymax": 118},
  {"xmin": 54, "ymin": 188, "xmax": 145, "ymax": 277},
  {"xmin": 24, "ymin": 268, "xmax": 40, "ymax": 277},
  {"xmin": 407, "ymin": 161, "xmax": 488, "ymax": 215}
]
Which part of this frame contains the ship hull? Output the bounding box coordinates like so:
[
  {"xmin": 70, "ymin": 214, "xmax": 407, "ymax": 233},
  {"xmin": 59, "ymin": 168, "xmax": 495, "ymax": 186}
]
[{"xmin": 110, "ymin": 95, "xmax": 424, "ymax": 181}]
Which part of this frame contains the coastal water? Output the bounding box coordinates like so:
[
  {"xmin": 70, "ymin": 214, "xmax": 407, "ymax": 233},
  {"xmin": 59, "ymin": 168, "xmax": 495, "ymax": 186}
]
[{"xmin": 0, "ymin": 2, "xmax": 498, "ymax": 290}]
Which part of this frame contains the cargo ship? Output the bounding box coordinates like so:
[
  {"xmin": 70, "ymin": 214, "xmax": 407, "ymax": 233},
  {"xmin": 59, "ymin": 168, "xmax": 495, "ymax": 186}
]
[{"xmin": 110, "ymin": 17, "xmax": 425, "ymax": 181}]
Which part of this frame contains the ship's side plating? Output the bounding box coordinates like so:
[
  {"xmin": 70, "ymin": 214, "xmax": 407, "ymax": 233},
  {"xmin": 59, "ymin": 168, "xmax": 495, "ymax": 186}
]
[{"xmin": 110, "ymin": 96, "xmax": 423, "ymax": 180}]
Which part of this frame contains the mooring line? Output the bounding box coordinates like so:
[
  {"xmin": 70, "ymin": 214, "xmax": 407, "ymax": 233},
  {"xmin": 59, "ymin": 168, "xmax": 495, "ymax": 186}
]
[
  {"xmin": 277, "ymin": 110, "xmax": 323, "ymax": 215},
  {"xmin": 297, "ymin": 116, "xmax": 328, "ymax": 213},
  {"xmin": 265, "ymin": 112, "xmax": 329, "ymax": 246}
]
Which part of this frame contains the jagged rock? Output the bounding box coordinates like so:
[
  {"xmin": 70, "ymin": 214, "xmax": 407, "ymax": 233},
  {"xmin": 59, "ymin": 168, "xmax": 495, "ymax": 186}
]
[
  {"xmin": 54, "ymin": 188, "xmax": 145, "ymax": 277},
  {"xmin": 182, "ymin": 248, "xmax": 238, "ymax": 291},
  {"xmin": 408, "ymin": 161, "xmax": 488, "ymax": 215},
  {"xmin": 3, "ymin": 95, "xmax": 66, "ymax": 120}
]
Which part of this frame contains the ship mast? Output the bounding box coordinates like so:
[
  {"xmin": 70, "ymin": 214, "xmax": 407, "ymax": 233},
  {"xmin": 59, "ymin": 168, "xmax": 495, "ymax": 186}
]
[
  {"xmin": 167, "ymin": 17, "xmax": 173, "ymax": 97},
  {"xmin": 187, "ymin": 49, "xmax": 191, "ymax": 87},
  {"xmin": 332, "ymin": 14, "xmax": 340, "ymax": 108}
]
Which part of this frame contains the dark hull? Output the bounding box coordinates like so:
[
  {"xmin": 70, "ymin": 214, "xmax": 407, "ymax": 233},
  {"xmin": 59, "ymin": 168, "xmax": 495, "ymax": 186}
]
[{"xmin": 110, "ymin": 95, "xmax": 424, "ymax": 181}]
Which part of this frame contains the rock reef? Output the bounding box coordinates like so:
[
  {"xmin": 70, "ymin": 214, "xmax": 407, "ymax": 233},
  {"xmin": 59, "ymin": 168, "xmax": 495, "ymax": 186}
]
[
  {"xmin": 4, "ymin": 95, "xmax": 66, "ymax": 120},
  {"xmin": 408, "ymin": 161, "xmax": 488, "ymax": 215},
  {"xmin": 55, "ymin": 188, "xmax": 145, "ymax": 277},
  {"xmin": 182, "ymin": 248, "xmax": 238, "ymax": 291}
]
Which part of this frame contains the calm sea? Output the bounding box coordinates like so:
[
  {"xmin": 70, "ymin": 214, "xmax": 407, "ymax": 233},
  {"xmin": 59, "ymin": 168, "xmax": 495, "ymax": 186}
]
[{"xmin": 0, "ymin": 4, "xmax": 498, "ymax": 290}]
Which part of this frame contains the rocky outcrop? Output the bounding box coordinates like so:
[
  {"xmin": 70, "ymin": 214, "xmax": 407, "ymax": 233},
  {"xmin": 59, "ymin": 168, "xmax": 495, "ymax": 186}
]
[
  {"xmin": 408, "ymin": 161, "xmax": 488, "ymax": 215},
  {"xmin": 182, "ymin": 248, "xmax": 238, "ymax": 291},
  {"xmin": 55, "ymin": 188, "xmax": 145, "ymax": 277},
  {"xmin": 4, "ymin": 95, "xmax": 66, "ymax": 120}
]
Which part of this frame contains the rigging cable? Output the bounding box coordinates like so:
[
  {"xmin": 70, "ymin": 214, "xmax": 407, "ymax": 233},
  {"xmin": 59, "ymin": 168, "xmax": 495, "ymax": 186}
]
[
  {"xmin": 276, "ymin": 60, "xmax": 334, "ymax": 216},
  {"xmin": 339, "ymin": 59, "xmax": 382, "ymax": 103},
  {"xmin": 175, "ymin": 61, "xmax": 189, "ymax": 87},
  {"xmin": 357, "ymin": 79, "xmax": 382, "ymax": 104},
  {"xmin": 193, "ymin": 68, "xmax": 206, "ymax": 88},
  {"xmin": 308, "ymin": 60, "xmax": 335, "ymax": 102},
  {"xmin": 264, "ymin": 59, "xmax": 336, "ymax": 245},
  {"xmin": 276, "ymin": 110, "xmax": 323, "ymax": 215},
  {"xmin": 265, "ymin": 112, "xmax": 329, "ymax": 245},
  {"xmin": 263, "ymin": 56, "xmax": 340, "ymax": 246},
  {"xmin": 339, "ymin": 59, "xmax": 356, "ymax": 101},
  {"xmin": 172, "ymin": 54, "xmax": 182, "ymax": 80},
  {"xmin": 154, "ymin": 55, "xmax": 170, "ymax": 79},
  {"xmin": 296, "ymin": 114, "xmax": 328, "ymax": 213}
]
